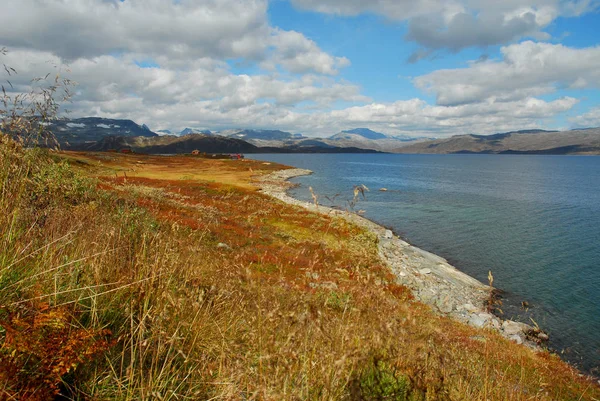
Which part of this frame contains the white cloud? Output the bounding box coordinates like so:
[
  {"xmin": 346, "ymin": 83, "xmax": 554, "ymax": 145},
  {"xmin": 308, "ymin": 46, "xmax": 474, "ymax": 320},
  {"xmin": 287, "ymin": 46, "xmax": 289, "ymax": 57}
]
[
  {"xmin": 1, "ymin": 0, "xmax": 270, "ymax": 62},
  {"xmin": 265, "ymin": 30, "xmax": 350, "ymax": 75},
  {"xmin": 0, "ymin": 1, "xmax": 591, "ymax": 138},
  {"xmin": 570, "ymin": 107, "xmax": 600, "ymax": 127},
  {"xmin": 415, "ymin": 41, "xmax": 600, "ymax": 105},
  {"xmin": 0, "ymin": 47, "xmax": 581, "ymax": 137},
  {"xmin": 291, "ymin": 0, "xmax": 596, "ymax": 55},
  {"xmin": 0, "ymin": 0, "xmax": 348, "ymax": 76}
]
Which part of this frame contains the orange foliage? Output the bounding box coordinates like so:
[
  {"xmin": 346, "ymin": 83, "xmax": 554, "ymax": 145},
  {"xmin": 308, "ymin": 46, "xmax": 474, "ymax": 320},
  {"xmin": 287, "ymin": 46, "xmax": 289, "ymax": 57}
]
[{"xmin": 0, "ymin": 299, "xmax": 112, "ymax": 400}]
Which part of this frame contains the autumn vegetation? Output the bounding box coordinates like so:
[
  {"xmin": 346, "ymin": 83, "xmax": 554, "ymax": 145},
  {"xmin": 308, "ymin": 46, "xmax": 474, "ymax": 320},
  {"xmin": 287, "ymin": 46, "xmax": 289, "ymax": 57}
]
[{"xmin": 1, "ymin": 54, "xmax": 599, "ymax": 400}]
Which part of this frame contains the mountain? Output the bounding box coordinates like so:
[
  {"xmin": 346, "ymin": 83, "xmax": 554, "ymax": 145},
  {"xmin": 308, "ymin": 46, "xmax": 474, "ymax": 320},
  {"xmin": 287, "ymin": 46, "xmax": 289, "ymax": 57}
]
[
  {"xmin": 49, "ymin": 117, "xmax": 421, "ymax": 153},
  {"xmin": 48, "ymin": 117, "xmax": 157, "ymax": 145},
  {"xmin": 180, "ymin": 128, "xmax": 212, "ymax": 136},
  {"xmin": 72, "ymin": 134, "xmax": 380, "ymax": 154},
  {"xmin": 80, "ymin": 134, "xmax": 259, "ymax": 154},
  {"xmin": 393, "ymin": 128, "xmax": 600, "ymax": 155},
  {"xmin": 326, "ymin": 128, "xmax": 427, "ymax": 151},
  {"xmin": 220, "ymin": 129, "xmax": 298, "ymax": 141},
  {"xmin": 336, "ymin": 128, "xmax": 388, "ymax": 140}
]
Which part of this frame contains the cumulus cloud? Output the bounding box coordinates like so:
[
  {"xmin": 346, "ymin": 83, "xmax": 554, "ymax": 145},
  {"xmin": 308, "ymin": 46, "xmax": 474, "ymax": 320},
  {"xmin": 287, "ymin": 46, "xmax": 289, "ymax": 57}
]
[
  {"xmin": 0, "ymin": 45, "xmax": 582, "ymax": 137},
  {"xmin": 0, "ymin": 0, "xmax": 347, "ymax": 75},
  {"xmin": 292, "ymin": 0, "xmax": 595, "ymax": 55},
  {"xmin": 265, "ymin": 30, "xmax": 351, "ymax": 75},
  {"xmin": 415, "ymin": 41, "xmax": 600, "ymax": 106},
  {"xmin": 0, "ymin": 1, "xmax": 591, "ymax": 138},
  {"xmin": 570, "ymin": 107, "xmax": 600, "ymax": 128}
]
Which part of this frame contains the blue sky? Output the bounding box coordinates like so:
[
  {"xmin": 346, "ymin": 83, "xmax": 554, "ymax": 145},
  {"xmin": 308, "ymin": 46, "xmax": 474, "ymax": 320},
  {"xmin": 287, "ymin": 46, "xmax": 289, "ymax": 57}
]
[{"xmin": 1, "ymin": 0, "xmax": 600, "ymax": 137}]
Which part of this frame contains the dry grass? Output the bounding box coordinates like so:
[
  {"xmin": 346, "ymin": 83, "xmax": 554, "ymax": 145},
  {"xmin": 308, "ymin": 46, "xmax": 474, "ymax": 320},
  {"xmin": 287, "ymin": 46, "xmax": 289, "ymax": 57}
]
[{"xmin": 0, "ymin": 141, "xmax": 599, "ymax": 400}]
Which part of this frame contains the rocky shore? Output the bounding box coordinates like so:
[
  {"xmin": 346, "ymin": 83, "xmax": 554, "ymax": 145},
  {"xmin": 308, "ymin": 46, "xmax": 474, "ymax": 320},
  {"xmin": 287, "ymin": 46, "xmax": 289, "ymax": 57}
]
[{"xmin": 257, "ymin": 168, "xmax": 549, "ymax": 348}]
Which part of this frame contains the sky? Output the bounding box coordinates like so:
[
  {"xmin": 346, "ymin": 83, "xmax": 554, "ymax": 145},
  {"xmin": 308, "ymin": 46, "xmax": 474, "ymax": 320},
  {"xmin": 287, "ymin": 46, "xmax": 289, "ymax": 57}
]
[{"xmin": 1, "ymin": 0, "xmax": 600, "ymax": 138}]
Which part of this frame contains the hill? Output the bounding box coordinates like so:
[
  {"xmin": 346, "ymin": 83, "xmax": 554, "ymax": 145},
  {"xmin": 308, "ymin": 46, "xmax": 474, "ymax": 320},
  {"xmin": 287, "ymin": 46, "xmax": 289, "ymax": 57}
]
[
  {"xmin": 327, "ymin": 128, "xmax": 427, "ymax": 151},
  {"xmin": 394, "ymin": 128, "xmax": 600, "ymax": 154},
  {"xmin": 70, "ymin": 134, "xmax": 380, "ymax": 154},
  {"xmin": 47, "ymin": 117, "xmax": 157, "ymax": 145}
]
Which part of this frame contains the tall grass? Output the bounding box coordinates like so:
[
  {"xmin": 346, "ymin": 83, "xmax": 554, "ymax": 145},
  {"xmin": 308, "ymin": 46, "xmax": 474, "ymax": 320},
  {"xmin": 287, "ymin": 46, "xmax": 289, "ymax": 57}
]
[{"xmin": 1, "ymin": 142, "xmax": 599, "ymax": 400}]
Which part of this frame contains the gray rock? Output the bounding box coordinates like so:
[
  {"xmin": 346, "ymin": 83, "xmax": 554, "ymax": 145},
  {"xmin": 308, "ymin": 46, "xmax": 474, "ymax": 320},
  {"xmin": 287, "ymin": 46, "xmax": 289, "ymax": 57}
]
[
  {"xmin": 384, "ymin": 229, "xmax": 394, "ymax": 239},
  {"xmin": 509, "ymin": 334, "xmax": 523, "ymax": 345},
  {"xmin": 502, "ymin": 320, "xmax": 529, "ymax": 336},
  {"xmin": 419, "ymin": 291, "xmax": 436, "ymax": 304},
  {"xmin": 469, "ymin": 314, "xmax": 487, "ymax": 328},
  {"xmin": 419, "ymin": 268, "xmax": 432, "ymax": 275},
  {"xmin": 537, "ymin": 332, "xmax": 549, "ymax": 341},
  {"xmin": 436, "ymin": 295, "xmax": 454, "ymax": 314},
  {"xmin": 216, "ymin": 243, "xmax": 231, "ymax": 250},
  {"xmin": 489, "ymin": 318, "xmax": 501, "ymax": 330},
  {"xmin": 462, "ymin": 303, "xmax": 479, "ymax": 313}
]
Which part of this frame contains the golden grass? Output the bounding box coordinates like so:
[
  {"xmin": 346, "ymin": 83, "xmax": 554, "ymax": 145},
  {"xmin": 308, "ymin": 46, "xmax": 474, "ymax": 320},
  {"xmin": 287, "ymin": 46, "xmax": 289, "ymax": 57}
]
[
  {"xmin": 1, "ymin": 141, "xmax": 599, "ymax": 400},
  {"xmin": 61, "ymin": 151, "xmax": 286, "ymax": 189}
]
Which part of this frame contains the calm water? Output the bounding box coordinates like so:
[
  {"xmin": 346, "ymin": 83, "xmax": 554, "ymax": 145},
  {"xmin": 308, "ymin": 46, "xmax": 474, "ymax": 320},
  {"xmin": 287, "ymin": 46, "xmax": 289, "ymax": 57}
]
[{"xmin": 250, "ymin": 153, "xmax": 600, "ymax": 372}]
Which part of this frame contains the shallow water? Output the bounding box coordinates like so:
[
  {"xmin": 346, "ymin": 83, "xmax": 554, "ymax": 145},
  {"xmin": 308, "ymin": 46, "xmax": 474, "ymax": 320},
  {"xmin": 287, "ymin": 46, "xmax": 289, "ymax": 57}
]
[{"xmin": 250, "ymin": 153, "xmax": 600, "ymax": 373}]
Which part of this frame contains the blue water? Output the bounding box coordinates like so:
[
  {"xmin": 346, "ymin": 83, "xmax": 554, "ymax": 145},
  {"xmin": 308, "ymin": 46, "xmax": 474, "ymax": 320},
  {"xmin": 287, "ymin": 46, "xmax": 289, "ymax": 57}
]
[{"xmin": 250, "ymin": 153, "xmax": 600, "ymax": 373}]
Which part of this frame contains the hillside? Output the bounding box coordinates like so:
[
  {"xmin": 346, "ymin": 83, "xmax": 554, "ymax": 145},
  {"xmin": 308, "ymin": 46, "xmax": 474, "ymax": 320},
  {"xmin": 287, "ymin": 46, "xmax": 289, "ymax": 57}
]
[
  {"xmin": 68, "ymin": 134, "xmax": 380, "ymax": 154},
  {"xmin": 394, "ymin": 128, "xmax": 600, "ymax": 154},
  {"xmin": 47, "ymin": 117, "xmax": 158, "ymax": 145},
  {"xmin": 75, "ymin": 133, "xmax": 262, "ymax": 154},
  {"xmin": 2, "ymin": 134, "xmax": 599, "ymax": 399}
]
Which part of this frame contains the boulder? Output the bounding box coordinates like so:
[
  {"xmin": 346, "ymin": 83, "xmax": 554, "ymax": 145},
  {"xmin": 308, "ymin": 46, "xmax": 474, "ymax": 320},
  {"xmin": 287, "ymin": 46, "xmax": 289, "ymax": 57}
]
[{"xmin": 502, "ymin": 320, "xmax": 530, "ymax": 336}]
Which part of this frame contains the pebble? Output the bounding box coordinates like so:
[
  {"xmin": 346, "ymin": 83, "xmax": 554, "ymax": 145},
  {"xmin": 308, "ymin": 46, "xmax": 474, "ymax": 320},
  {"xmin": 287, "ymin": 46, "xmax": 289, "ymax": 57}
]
[
  {"xmin": 384, "ymin": 230, "xmax": 394, "ymax": 239},
  {"xmin": 216, "ymin": 243, "xmax": 231, "ymax": 250},
  {"xmin": 419, "ymin": 268, "xmax": 432, "ymax": 275}
]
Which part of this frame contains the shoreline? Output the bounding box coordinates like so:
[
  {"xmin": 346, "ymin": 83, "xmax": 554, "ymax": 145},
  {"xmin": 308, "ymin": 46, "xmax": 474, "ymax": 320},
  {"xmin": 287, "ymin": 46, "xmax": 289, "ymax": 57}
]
[{"xmin": 258, "ymin": 167, "xmax": 549, "ymax": 348}]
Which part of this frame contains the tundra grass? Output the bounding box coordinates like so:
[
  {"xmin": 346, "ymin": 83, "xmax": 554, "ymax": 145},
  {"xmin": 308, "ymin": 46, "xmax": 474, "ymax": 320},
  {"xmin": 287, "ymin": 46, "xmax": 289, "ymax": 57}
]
[{"xmin": 1, "ymin": 139, "xmax": 598, "ymax": 400}]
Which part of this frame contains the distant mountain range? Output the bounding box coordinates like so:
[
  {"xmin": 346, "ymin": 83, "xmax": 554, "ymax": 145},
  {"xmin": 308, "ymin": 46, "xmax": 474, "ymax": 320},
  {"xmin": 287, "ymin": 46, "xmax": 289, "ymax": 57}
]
[
  {"xmin": 48, "ymin": 118, "xmax": 424, "ymax": 153},
  {"xmin": 74, "ymin": 134, "xmax": 379, "ymax": 154},
  {"xmin": 394, "ymin": 128, "xmax": 600, "ymax": 155},
  {"xmin": 46, "ymin": 117, "xmax": 600, "ymax": 155}
]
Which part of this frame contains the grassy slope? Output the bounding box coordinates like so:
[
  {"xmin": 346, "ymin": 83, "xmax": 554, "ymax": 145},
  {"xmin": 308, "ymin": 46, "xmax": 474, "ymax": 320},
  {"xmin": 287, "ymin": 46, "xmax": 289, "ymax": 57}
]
[
  {"xmin": 1, "ymin": 139, "xmax": 599, "ymax": 400},
  {"xmin": 393, "ymin": 129, "xmax": 600, "ymax": 154}
]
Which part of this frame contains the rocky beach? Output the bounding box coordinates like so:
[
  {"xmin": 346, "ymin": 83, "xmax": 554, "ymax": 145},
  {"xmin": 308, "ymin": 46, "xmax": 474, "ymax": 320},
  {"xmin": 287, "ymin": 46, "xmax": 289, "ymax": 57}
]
[{"xmin": 258, "ymin": 167, "xmax": 550, "ymax": 349}]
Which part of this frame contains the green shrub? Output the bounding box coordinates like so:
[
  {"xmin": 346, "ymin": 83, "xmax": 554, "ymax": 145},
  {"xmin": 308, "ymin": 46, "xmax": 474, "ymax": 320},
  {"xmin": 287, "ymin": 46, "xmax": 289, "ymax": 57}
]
[{"xmin": 349, "ymin": 358, "xmax": 414, "ymax": 401}]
